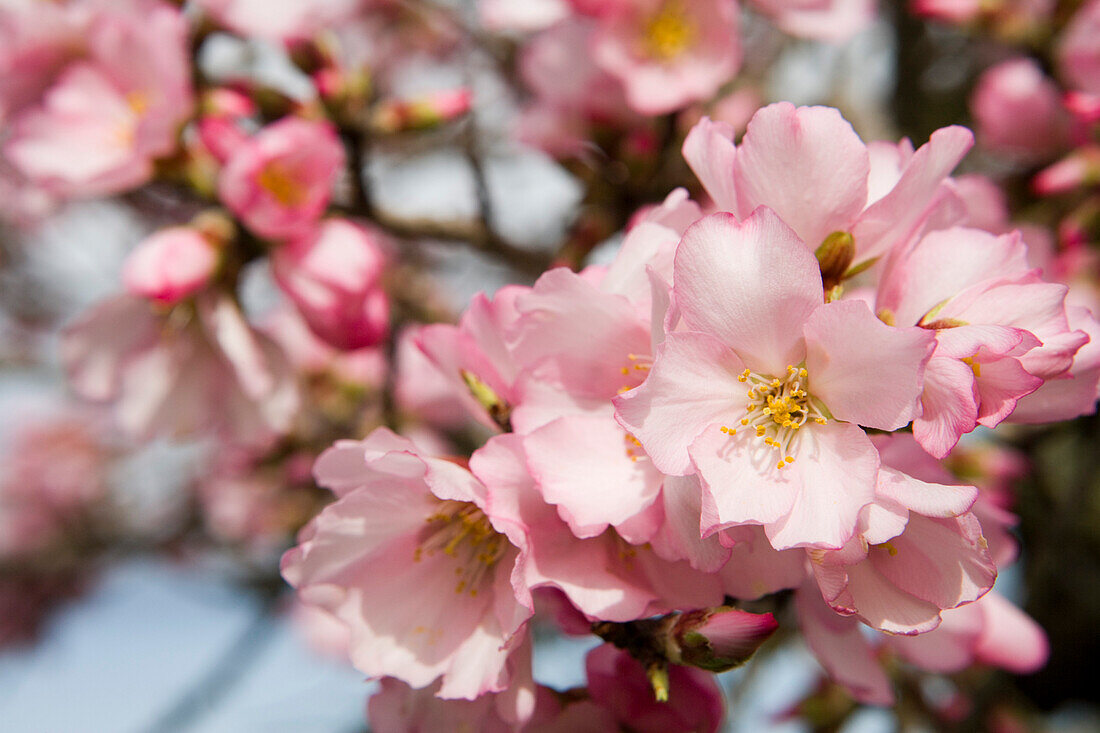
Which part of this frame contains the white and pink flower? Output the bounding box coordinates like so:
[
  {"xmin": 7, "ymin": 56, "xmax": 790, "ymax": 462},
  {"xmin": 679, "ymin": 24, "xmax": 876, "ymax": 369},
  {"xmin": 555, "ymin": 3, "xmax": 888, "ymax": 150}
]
[{"xmin": 615, "ymin": 209, "xmax": 936, "ymax": 551}]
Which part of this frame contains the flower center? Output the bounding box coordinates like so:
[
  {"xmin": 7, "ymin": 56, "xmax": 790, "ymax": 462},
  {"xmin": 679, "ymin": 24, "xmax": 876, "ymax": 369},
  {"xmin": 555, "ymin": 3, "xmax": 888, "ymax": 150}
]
[
  {"xmin": 719, "ymin": 365, "xmax": 828, "ymax": 470},
  {"xmin": 414, "ymin": 500, "xmax": 506, "ymax": 597},
  {"xmin": 256, "ymin": 160, "xmax": 308, "ymax": 207},
  {"xmin": 642, "ymin": 1, "xmax": 695, "ymax": 61}
]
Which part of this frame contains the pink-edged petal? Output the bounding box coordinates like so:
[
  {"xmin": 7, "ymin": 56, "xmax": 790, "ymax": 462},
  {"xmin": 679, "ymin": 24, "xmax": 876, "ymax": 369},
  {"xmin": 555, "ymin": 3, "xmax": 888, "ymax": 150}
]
[
  {"xmin": 734, "ymin": 103, "xmax": 869, "ymax": 247},
  {"xmin": 913, "ymin": 356, "xmax": 980, "ymax": 459},
  {"xmin": 524, "ymin": 413, "xmax": 662, "ymax": 537},
  {"xmin": 853, "ymin": 126, "xmax": 975, "ymax": 262},
  {"xmin": 795, "ymin": 583, "xmax": 895, "ymax": 706},
  {"xmin": 831, "ymin": 560, "xmax": 945, "ymax": 634},
  {"xmin": 614, "ymin": 331, "xmax": 746, "ymax": 475},
  {"xmin": 869, "ymin": 513, "xmax": 995, "ymax": 611},
  {"xmin": 1011, "ymin": 306, "xmax": 1100, "ymax": 422},
  {"xmin": 764, "ymin": 421, "xmax": 879, "ymax": 550},
  {"xmin": 876, "ymin": 467, "xmax": 978, "ymax": 518},
  {"xmin": 690, "ymin": 426, "xmax": 801, "ymax": 530},
  {"xmin": 803, "ymin": 299, "xmax": 934, "ymax": 430},
  {"xmin": 681, "ymin": 116, "xmax": 739, "ymax": 211},
  {"xmin": 674, "ymin": 209, "xmax": 821, "ymax": 374},
  {"xmin": 973, "ymin": 357, "xmax": 1043, "ymax": 427},
  {"xmin": 858, "ymin": 495, "xmax": 910, "ymax": 546}
]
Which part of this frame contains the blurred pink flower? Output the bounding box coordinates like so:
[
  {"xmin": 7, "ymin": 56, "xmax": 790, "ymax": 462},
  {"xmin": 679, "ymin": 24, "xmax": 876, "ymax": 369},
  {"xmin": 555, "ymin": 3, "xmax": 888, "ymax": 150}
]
[
  {"xmin": 218, "ymin": 117, "xmax": 345, "ymax": 241},
  {"xmin": 587, "ymin": 0, "xmax": 741, "ymax": 115},
  {"xmin": 62, "ymin": 293, "xmax": 299, "ymax": 446},
  {"xmin": 271, "ymin": 218, "xmax": 390, "ymax": 350},
  {"xmin": 1, "ymin": 0, "xmax": 193, "ymax": 199},
  {"xmin": 971, "ymin": 58, "xmax": 1069, "ymax": 161}
]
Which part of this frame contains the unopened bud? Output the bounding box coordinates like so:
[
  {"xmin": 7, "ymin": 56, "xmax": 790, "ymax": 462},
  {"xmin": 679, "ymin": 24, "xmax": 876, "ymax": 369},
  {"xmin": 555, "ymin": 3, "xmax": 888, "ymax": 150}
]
[
  {"xmin": 666, "ymin": 606, "xmax": 778, "ymax": 673},
  {"xmin": 1033, "ymin": 146, "xmax": 1100, "ymax": 196},
  {"xmin": 815, "ymin": 231, "xmax": 855, "ymax": 289},
  {"xmin": 122, "ymin": 226, "xmax": 222, "ymax": 306},
  {"xmin": 370, "ymin": 89, "xmax": 473, "ymax": 134}
]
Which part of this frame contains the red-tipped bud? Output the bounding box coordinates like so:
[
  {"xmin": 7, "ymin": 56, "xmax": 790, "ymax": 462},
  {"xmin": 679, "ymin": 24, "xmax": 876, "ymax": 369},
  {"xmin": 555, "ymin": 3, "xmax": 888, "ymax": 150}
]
[
  {"xmin": 667, "ymin": 606, "xmax": 779, "ymax": 672},
  {"xmin": 122, "ymin": 226, "xmax": 222, "ymax": 306}
]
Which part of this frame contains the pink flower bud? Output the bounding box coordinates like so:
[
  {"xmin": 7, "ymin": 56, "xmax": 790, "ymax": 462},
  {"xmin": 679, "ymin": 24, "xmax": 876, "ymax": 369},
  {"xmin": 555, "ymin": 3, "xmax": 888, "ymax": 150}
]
[
  {"xmin": 218, "ymin": 116, "xmax": 345, "ymax": 241},
  {"xmin": 370, "ymin": 89, "xmax": 473, "ymax": 134},
  {"xmin": 271, "ymin": 219, "xmax": 390, "ymax": 350},
  {"xmin": 971, "ymin": 58, "xmax": 1069, "ymax": 160},
  {"xmin": 122, "ymin": 226, "xmax": 220, "ymax": 305},
  {"xmin": 668, "ymin": 606, "xmax": 779, "ymax": 672},
  {"xmin": 1033, "ymin": 146, "xmax": 1100, "ymax": 195}
]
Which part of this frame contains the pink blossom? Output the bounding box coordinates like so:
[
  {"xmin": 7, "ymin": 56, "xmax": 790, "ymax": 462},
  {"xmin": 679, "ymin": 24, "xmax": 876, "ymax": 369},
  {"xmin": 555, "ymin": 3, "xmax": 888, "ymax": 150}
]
[
  {"xmin": 473, "ymin": 434, "xmax": 726, "ymax": 622},
  {"xmin": 681, "ymin": 104, "xmax": 973, "ymax": 264},
  {"xmin": 588, "ymin": 0, "xmax": 741, "ymax": 115},
  {"xmin": 971, "ymin": 58, "xmax": 1069, "ymax": 160},
  {"xmin": 1, "ymin": 0, "xmax": 193, "ymax": 199},
  {"xmin": 218, "ymin": 117, "xmax": 345, "ymax": 241},
  {"xmin": 271, "ymin": 218, "xmax": 390, "ymax": 350},
  {"xmin": 806, "ymin": 464, "xmax": 995, "ymax": 635},
  {"xmin": 122, "ymin": 227, "xmax": 221, "ymax": 306},
  {"xmin": 196, "ymin": 0, "xmax": 366, "ymax": 43},
  {"xmin": 873, "ymin": 226, "xmax": 1088, "ymax": 456},
  {"xmin": 615, "ymin": 209, "xmax": 936, "ymax": 550},
  {"xmin": 1058, "ymin": 0, "xmax": 1100, "ymax": 96},
  {"xmin": 61, "ymin": 293, "xmax": 299, "ymax": 446},
  {"xmin": 282, "ymin": 429, "xmax": 534, "ymax": 706}
]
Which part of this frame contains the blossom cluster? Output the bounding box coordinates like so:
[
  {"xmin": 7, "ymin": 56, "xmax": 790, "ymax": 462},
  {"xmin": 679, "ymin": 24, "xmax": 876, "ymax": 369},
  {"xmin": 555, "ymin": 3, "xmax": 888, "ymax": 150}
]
[
  {"xmin": 2, "ymin": 0, "xmax": 1099, "ymax": 730},
  {"xmin": 283, "ymin": 102, "xmax": 1095, "ymax": 726}
]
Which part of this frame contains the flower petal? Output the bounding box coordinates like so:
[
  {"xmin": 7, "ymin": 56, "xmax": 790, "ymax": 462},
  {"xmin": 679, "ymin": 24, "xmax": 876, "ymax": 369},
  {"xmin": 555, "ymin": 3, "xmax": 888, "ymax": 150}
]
[
  {"xmin": 674, "ymin": 209, "xmax": 821, "ymax": 374},
  {"xmin": 803, "ymin": 299, "xmax": 934, "ymax": 430}
]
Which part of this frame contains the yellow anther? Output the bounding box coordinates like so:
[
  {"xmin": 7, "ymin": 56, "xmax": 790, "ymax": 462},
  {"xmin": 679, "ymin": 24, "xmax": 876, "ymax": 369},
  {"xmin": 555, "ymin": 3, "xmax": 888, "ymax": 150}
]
[
  {"xmin": 740, "ymin": 418, "xmax": 750, "ymax": 426},
  {"xmin": 961, "ymin": 356, "xmax": 981, "ymax": 378},
  {"xmin": 785, "ymin": 456, "xmax": 795, "ymax": 464},
  {"xmin": 799, "ymin": 368, "xmax": 808, "ymax": 378},
  {"xmin": 776, "ymin": 461, "xmax": 786, "ymax": 470},
  {"xmin": 621, "ymin": 367, "xmax": 630, "ymax": 375},
  {"xmin": 755, "ymin": 425, "xmax": 766, "ymax": 436}
]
